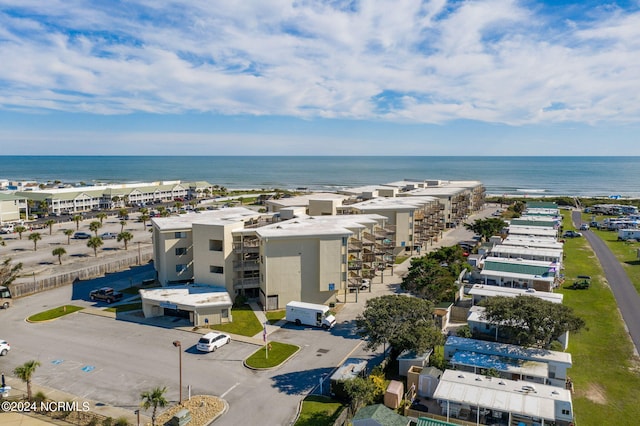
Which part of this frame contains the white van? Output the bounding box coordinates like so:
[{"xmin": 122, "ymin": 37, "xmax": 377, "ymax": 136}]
[{"xmin": 196, "ymin": 332, "xmax": 230, "ymax": 352}]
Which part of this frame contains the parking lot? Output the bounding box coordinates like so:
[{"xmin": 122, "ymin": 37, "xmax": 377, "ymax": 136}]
[{"xmin": 1, "ymin": 204, "xmax": 497, "ymax": 424}]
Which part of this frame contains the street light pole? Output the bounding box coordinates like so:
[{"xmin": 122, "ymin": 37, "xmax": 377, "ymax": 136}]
[{"xmin": 172, "ymin": 340, "xmax": 182, "ymax": 404}]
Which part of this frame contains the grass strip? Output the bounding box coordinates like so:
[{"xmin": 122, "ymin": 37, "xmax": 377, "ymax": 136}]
[
  {"xmin": 294, "ymin": 395, "xmax": 345, "ymax": 426},
  {"xmin": 210, "ymin": 304, "xmax": 263, "ymax": 337},
  {"xmin": 245, "ymin": 341, "xmax": 299, "ymax": 369},
  {"xmin": 28, "ymin": 305, "xmax": 84, "ymax": 322}
]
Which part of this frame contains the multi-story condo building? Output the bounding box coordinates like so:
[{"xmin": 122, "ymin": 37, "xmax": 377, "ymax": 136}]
[{"xmin": 151, "ymin": 207, "xmax": 395, "ymax": 310}]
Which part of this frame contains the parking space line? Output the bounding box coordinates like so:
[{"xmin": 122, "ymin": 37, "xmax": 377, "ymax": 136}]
[{"xmin": 220, "ymin": 382, "xmax": 240, "ymax": 398}]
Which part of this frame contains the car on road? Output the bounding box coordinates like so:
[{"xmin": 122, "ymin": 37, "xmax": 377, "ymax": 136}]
[
  {"xmin": 197, "ymin": 332, "xmax": 230, "ymax": 352},
  {"xmin": 74, "ymin": 232, "xmax": 92, "ymax": 239},
  {"xmin": 579, "ymin": 223, "xmax": 590, "ymax": 231},
  {"xmin": 100, "ymin": 232, "xmax": 118, "ymax": 240},
  {"xmin": 563, "ymin": 230, "xmax": 583, "ymax": 238},
  {"xmin": 0, "ymin": 339, "xmax": 10, "ymax": 356}
]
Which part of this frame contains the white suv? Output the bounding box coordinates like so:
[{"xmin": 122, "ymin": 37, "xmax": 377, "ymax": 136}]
[
  {"xmin": 196, "ymin": 332, "xmax": 230, "ymax": 352},
  {"xmin": 0, "ymin": 340, "xmax": 10, "ymax": 356}
]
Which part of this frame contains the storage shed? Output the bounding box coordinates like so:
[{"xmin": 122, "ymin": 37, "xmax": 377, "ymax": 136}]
[
  {"xmin": 384, "ymin": 380, "xmax": 404, "ymax": 409},
  {"xmin": 407, "ymin": 366, "xmax": 443, "ymax": 399}
]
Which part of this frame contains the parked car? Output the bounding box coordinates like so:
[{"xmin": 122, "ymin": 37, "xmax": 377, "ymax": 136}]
[
  {"xmin": 563, "ymin": 230, "xmax": 583, "ymax": 238},
  {"xmin": 89, "ymin": 287, "xmax": 124, "ymax": 304},
  {"xmin": 100, "ymin": 232, "xmax": 118, "ymax": 240},
  {"xmin": 197, "ymin": 332, "xmax": 231, "ymax": 352},
  {"xmin": 73, "ymin": 232, "xmax": 91, "ymax": 239},
  {"xmin": 0, "ymin": 339, "xmax": 10, "ymax": 356}
]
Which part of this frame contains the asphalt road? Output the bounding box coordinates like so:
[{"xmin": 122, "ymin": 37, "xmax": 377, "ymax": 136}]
[{"xmin": 572, "ymin": 210, "xmax": 640, "ymax": 354}]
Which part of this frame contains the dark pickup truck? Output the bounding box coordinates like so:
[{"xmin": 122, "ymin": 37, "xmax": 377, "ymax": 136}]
[{"xmin": 89, "ymin": 287, "xmax": 124, "ymax": 304}]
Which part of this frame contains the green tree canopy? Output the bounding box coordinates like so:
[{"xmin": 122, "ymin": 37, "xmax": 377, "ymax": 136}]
[
  {"xmin": 140, "ymin": 386, "xmax": 168, "ymax": 426},
  {"xmin": 117, "ymin": 231, "xmax": 133, "ymax": 250},
  {"xmin": 343, "ymin": 376, "xmax": 380, "ymax": 416},
  {"xmin": 355, "ymin": 295, "xmax": 443, "ymax": 359},
  {"xmin": 72, "ymin": 215, "xmax": 83, "ymax": 230},
  {"xmin": 401, "ymin": 245, "xmax": 470, "ymax": 303},
  {"xmin": 63, "ymin": 229, "xmax": 74, "ymax": 244},
  {"xmin": 89, "ymin": 221, "xmax": 102, "ymax": 236},
  {"xmin": 14, "ymin": 225, "xmax": 27, "ymax": 240},
  {"xmin": 464, "ymin": 217, "xmax": 507, "ymax": 241},
  {"xmin": 87, "ymin": 236, "xmax": 104, "ymax": 257},
  {"xmin": 14, "ymin": 360, "xmax": 41, "ymax": 401},
  {"xmin": 479, "ymin": 295, "xmax": 586, "ymax": 348},
  {"xmin": 28, "ymin": 232, "xmax": 42, "ymax": 251},
  {"xmin": 52, "ymin": 247, "xmax": 67, "ymax": 265}
]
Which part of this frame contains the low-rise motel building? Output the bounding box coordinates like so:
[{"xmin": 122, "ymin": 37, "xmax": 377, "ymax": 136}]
[{"xmin": 12, "ymin": 180, "xmax": 215, "ymax": 214}]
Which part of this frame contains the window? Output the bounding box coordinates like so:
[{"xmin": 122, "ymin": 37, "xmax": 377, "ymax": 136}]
[
  {"xmin": 174, "ymin": 231, "xmax": 187, "ymax": 239},
  {"xmin": 562, "ymin": 409, "xmax": 571, "ymax": 415},
  {"xmin": 175, "ymin": 247, "xmax": 187, "ymax": 256},
  {"xmin": 221, "ymin": 309, "xmax": 229, "ymax": 318},
  {"xmin": 210, "ymin": 266, "xmax": 224, "ymax": 274},
  {"xmin": 175, "ymin": 264, "xmax": 187, "ymax": 273},
  {"xmin": 209, "ymin": 239, "xmax": 223, "ymax": 251},
  {"xmin": 342, "ymin": 237, "xmax": 348, "ymax": 246}
]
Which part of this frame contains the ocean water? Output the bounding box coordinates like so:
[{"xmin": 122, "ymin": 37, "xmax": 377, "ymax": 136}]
[{"xmin": 1, "ymin": 156, "xmax": 639, "ymax": 198}]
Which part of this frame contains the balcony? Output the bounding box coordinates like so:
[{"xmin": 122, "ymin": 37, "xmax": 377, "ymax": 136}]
[{"xmin": 233, "ymin": 260, "xmax": 260, "ymax": 271}]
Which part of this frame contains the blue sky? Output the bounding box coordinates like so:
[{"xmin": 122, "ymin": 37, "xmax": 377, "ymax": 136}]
[{"xmin": 1, "ymin": 0, "xmax": 640, "ymax": 156}]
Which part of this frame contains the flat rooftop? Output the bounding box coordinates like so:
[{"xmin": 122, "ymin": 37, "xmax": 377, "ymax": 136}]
[
  {"xmin": 450, "ymin": 351, "xmax": 549, "ymax": 379},
  {"xmin": 151, "ymin": 207, "xmax": 263, "ymax": 230},
  {"xmin": 445, "ymin": 336, "xmax": 572, "ymax": 365},
  {"xmin": 140, "ymin": 285, "xmax": 232, "ymax": 308},
  {"xmin": 434, "ymin": 370, "xmax": 572, "ymax": 421},
  {"xmin": 469, "ymin": 284, "xmax": 563, "ymax": 303}
]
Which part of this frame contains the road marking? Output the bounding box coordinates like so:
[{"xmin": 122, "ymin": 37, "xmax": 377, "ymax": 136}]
[{"xmin": 220, "ymin": 382, "xmax": 240, "ymax": 398}]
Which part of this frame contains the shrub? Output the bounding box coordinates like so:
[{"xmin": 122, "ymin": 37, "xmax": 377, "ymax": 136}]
[
  {"xmin": 233, "ymin": 294, "xmax": 248, "ymax": 307},
  {"xmin": 114, "ymin": 416, "xmax": 130, "ymax": 426},
  {"xmin": 102, "ymin": 417, "xmax": 113, "ymax": 426}
]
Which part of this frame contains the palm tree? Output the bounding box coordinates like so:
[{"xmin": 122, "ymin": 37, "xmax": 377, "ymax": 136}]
[
  {"xmin": 140, "ymin": 386, "xmax": 168, "ymax": 426},
  {"xmin": 174, "ymin": 202, "xmax": 183, "ymax": 211},
  {"xmin": 14, "ymin": 360, "xmax": 41, "ymax": 401},
  {"xmin": 73, "ymin": 215, "xmax": 82, "ymax": 230},
  {"xmin": 87, "ymin": 237, "xmax": 104, "ymax": 257},
  {"xmin": 39, "ymin": 200, "xmax": 49, "ymax": 216},
  {"xmin": 96, "ymin": 212, "xmax": 108, "ymax": 224},
  {"xmin": 15, "ymin": 225, "xmax": 27, "ymax": 240},
  {"xmin": 63, "ymin": 229, "xmax": 74, "ymax": 245},
  {"xmin": 52, "ymin": 247, "xmax": 66, "ymax": 265},
  {"xmin": 120, "ymin": 220, "xmax": 127, "ymax": 233},
  {"xmin": 118, "ymin": 208, "xmax": 128, "ymax": 219},
  {"xmin": 139, "ymin": 207, "xmax": 149, "ymax": 215},
  {"xmin": 45, "ymin": 219, "xmax": 56, "ymax": 235},
  {"xmin": 89, "ymin": 221, "xmax": 102, "ymax": 236},
  {"xmin": 28, "ymin": 232, "xmax": 42, "ymax": 251},
  {"xmin": 117, "ymin": 232, "xmax": 133, "ymax": 250},
  {"xmin": 139, "ymin": 214, "xmax": 150, "ymax": 230}
]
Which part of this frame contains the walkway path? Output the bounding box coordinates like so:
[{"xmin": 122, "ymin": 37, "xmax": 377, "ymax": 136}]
[{"xmin": 572, "ymin": 210, "xmax": 640, "ymax": 355}]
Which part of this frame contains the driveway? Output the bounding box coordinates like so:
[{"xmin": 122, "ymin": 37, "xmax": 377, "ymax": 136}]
[{"xmin": 572, "ymin": 211, "xmax": 640, "ymax": 354}]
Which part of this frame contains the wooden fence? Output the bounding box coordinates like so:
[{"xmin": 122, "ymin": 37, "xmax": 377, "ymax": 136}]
[{"xmin": 10, "ymin": 252, "xmax": 153, "ymax": 298}]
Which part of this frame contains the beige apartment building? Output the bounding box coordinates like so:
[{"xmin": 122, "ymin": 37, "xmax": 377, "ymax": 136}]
[{"xmin": 152, "ymin": 207, "xmax": 395, "ymax": 310}]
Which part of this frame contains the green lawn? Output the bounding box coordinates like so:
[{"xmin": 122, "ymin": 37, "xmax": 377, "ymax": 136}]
[
  {"xmin": 265, "ymin": 309, "xmax": 286, "ymax": 324},
  {"xmin": 27, "ymin": 305, "xmax": 84, "ymax": 322},
  {"xmin": 210, "ymin": 305, "xmax": 263, "ymax": 337},
  {"xmin": 245, "ymin": 341, "xmax": 299, "ymax": 369},
  {"xmin": 559, "ymin": 211, "xmax": 640, "ymax": 425},
  {"xmin": 104, "ymin": 302, "xmax": 142, "ymax": 313},
  {"xmin": 294, "ymin": 395, "xmax": 345, "ymax": 426}
]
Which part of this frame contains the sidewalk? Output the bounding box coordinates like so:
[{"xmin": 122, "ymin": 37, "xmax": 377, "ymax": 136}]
[{"xmin": 1, "ymin": 375, "xmax": 150, "ymax": 426}]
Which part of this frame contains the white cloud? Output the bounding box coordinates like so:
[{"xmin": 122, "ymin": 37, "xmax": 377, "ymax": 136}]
[{"xmin": 0, "ymin": 0, "xmax": 639, "ymax": 125}]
